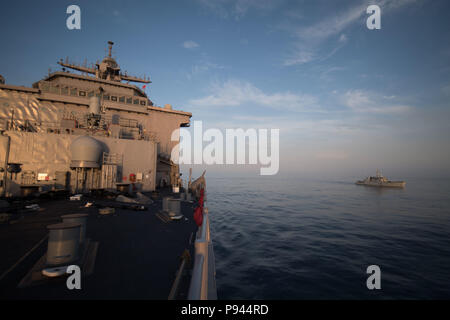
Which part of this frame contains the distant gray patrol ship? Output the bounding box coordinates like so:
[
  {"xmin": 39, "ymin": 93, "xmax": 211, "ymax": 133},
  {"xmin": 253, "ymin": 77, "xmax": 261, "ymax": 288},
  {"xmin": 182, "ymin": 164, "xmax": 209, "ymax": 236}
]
[{"xmin": 356, "ymin": 170, "xmax": 406, "ymax": 188}]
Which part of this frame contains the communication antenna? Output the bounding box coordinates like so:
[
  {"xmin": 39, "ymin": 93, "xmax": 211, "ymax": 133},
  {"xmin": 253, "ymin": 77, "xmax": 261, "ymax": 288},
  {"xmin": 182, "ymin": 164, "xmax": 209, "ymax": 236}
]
[{"xmin": 107, "ymin": 41, "xmax": 114, "ymax": 58}]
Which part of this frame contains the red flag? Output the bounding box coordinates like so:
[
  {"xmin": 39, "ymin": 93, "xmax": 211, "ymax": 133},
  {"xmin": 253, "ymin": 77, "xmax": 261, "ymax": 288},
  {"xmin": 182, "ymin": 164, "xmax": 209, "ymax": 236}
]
[
  {"xmin": 193, "ymin": 206, "xmax": 203, "ymax": 226},
  {"xmin": 198, "ymin": 194, "xmax": 204, "ymax": 208},
  {"xmin": 198, "ymin": 188, "xmax": 205, "ymax": 207},
  {"xmin": 142, "ymin": 85, "xmax": 146, "ymax": 90}
]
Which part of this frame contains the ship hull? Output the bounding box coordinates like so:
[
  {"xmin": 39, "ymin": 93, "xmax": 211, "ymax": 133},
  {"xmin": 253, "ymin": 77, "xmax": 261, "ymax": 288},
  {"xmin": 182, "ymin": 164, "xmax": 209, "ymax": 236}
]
[{"xmin": 355, "ymin": 181, "xmax": 406, "ymax": 188}]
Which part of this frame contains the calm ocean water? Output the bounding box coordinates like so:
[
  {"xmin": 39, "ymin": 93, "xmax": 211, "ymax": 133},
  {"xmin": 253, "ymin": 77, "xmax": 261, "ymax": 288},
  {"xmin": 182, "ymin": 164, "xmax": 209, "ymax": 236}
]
[{"xmin": 205, "ymin": 176, "xmax": 450, "ymax": 299}]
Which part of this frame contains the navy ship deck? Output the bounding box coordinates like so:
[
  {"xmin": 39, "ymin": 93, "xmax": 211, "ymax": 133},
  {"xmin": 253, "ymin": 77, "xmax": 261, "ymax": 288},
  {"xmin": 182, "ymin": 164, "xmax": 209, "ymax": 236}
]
[{"xmin": 0, "ymin": 189, "xmax": 197, "ymax": 299}]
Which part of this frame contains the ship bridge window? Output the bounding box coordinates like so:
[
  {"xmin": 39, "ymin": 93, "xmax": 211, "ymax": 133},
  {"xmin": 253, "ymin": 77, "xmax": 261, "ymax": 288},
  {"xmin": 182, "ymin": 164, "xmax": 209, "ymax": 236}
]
[
  {"xmin": 126, "ymin": 97, "xmax": 132, "ymax": 104},
  {"xmin": 88, "ymin": 91, "xmax": 94, "ymax": 97},
  {"xmin": 112, "ymin": 114, "xmax": 120, "ymax": 124},
  {"xmin": 119, "ymin": 96, "xmax": 125, "ymax": 103},
  {"xmin": 140, "ymin": 100, "xmax": 146, "ymax": 106},
  {"xmin": 50, "ymin": 85, "xmax": 60, "ymax": 94},
  {"xmin": 133, "ymin": 99, "xmax": 139, "ymax": 105},
  {"xmin": 79, "ymin": 90, "xmax": 86, "ymax": 97},
  {"xmin": 103, "ymin": 94, "xmax": 110, "ymax": 100},
  {"xmin": 111, "ymin": 96, "xmax": 117, "ymax": 102},
  {"xmin": 70, "ymin": 88, "xmax": 77, "ymax": 96},
  {"xmin": 61, "ymin": 87, "xmax": 69, "ymax": 95},
  {"xmin": 96, "ymin": 93, "xmax": 101, "ymax": 98},
  {"xmin": 41, "ymin": 82, "xmax": 50, "ymax": 92}
]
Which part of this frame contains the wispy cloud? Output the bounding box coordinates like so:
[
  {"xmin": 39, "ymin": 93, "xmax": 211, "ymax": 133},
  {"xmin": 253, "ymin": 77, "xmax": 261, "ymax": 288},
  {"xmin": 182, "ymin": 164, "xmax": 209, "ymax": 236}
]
[
  {"xmin": 341, "ymin": 89, "xmax": 413, "ymax": 114},
  {"xmin": 201, "ymin": 113, "xmax": 385, "ymax": 138},
  {"xmin": 284, "ymin": 0, "xmax": 424, "ymax": 66},
  {"xmin": 338, "ymin": 34, "xmax": 348, "ymax": 43},
  {"xmin": 186, "ymin": 61, "xmax": 225, "ymax": 80},
  {"xmin": 319, "ymin": 66, "xmax": 346, "ymax": 81},
  {"xmin": 283, "ymin": 50, "xmax": 315, "ymax": 66},
  {"xmin": 294, "ymin": 4, "xmax": 365, "ymax": 42},
  {"xmin": 196, "ymin": 0, "xmax": 283, "ymax": 20},
  {"xmin": 283, "ymin": 3, "xmax": 365, "ymax": 65},
  {"xmin": 188, "ymin": 80, "xmax": 414, "ymax": 119},
  {"xmin": 183, "ymin": 40, "xmax": 199, "ymax": 49},
  {"xmin": 188, "ymin": 79, "xmax": 320, "ymax": 112}
]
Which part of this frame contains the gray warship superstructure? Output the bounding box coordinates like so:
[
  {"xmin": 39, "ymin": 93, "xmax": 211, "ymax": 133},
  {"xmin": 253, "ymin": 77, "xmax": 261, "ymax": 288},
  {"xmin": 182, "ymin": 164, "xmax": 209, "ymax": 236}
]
[
  {"xmin": 0, "ymin": 41, "xmax": 190, "ymax": 196},
  {"xmin": 0, "ymin": 42, "xmax": 216, "ymax": 300},
  {"xmin": 356, "ymin": 170, "xmax": 406, "ymax": 188}
]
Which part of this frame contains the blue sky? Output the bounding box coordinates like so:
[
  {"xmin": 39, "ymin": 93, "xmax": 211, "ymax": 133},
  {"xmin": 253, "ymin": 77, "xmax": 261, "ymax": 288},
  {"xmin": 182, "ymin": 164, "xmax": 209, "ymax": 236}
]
[{"xmin": 1, "ymin": 0, "xmax": 449, "ymax": 178}]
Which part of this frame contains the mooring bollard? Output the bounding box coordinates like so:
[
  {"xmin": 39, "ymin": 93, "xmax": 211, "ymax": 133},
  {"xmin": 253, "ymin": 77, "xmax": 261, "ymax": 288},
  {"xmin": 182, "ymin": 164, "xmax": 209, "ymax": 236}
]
[
  {"xmin": 163, "ymin": 197, "xmax": 172, "ymax": 212},
  {"xmin": 168, "ymin": 199, "xmax": 181, "ymax": 215},
  {"xmin": 46, "ymin": 222, "xmax": 81, "ymax": 266},
  {"xmin": 61, "ymin": 213, "xmax": 88, "ymax": 245}
]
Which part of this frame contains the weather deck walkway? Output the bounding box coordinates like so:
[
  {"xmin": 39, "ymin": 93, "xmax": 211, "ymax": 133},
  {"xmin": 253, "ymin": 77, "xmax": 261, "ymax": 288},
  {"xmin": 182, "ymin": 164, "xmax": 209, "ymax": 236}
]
[{"xmin": 0, "ymin": 189, "xmax": 197, "ymax": 299}]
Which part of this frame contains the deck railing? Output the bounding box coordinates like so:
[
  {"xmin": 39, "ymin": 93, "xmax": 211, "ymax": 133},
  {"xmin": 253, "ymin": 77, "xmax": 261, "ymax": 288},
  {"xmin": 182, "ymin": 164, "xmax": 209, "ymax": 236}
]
[{"xmin": 188, "ymin": 205, "xmax": 217, "ymax": 300}]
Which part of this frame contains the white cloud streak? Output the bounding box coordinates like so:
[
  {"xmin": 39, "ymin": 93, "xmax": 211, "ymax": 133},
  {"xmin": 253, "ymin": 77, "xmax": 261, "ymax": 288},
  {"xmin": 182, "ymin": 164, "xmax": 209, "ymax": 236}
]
[
  {"xmin": 196, "ymin": 0, "xmax": 284, "ymax": 19},
  {"xmin": 188, "ymin": 79, "xmax": 320, "ymax": 112},
  {"xmin": 341, "ymin": 90, "xmax": 413, "ymax": 114},
  {"xmin": 183, "ymin": 40, "xmax": 199, "ymax": 49},
  {"xmin": 186, "ymin": 61, "xmax": 225, "ymax": 80},
  {"xmin": 284, "ymin": 0, "xmax": 424, "ymax": 66}
]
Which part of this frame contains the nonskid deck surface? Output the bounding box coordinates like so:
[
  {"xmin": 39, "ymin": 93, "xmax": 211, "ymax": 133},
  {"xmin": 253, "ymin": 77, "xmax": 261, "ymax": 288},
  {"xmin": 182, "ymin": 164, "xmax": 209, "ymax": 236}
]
[{"xmin": 0, "ymin": 189, "xmax": 197, "ymax": 299}]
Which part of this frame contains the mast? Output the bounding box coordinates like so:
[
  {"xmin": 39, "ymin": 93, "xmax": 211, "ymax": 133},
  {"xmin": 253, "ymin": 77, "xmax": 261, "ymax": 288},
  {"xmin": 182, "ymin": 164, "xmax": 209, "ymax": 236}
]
[
  {"xmin": 108, "ymin": 41, "xmax": 113, "ymax": 58},
  {"xmin": 376, "ymin": 169, "xmax": 382, "ymax": 178},
  {"xmin": 57, "ymin": 41, "xmax": 151, "ymax": 84}
]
